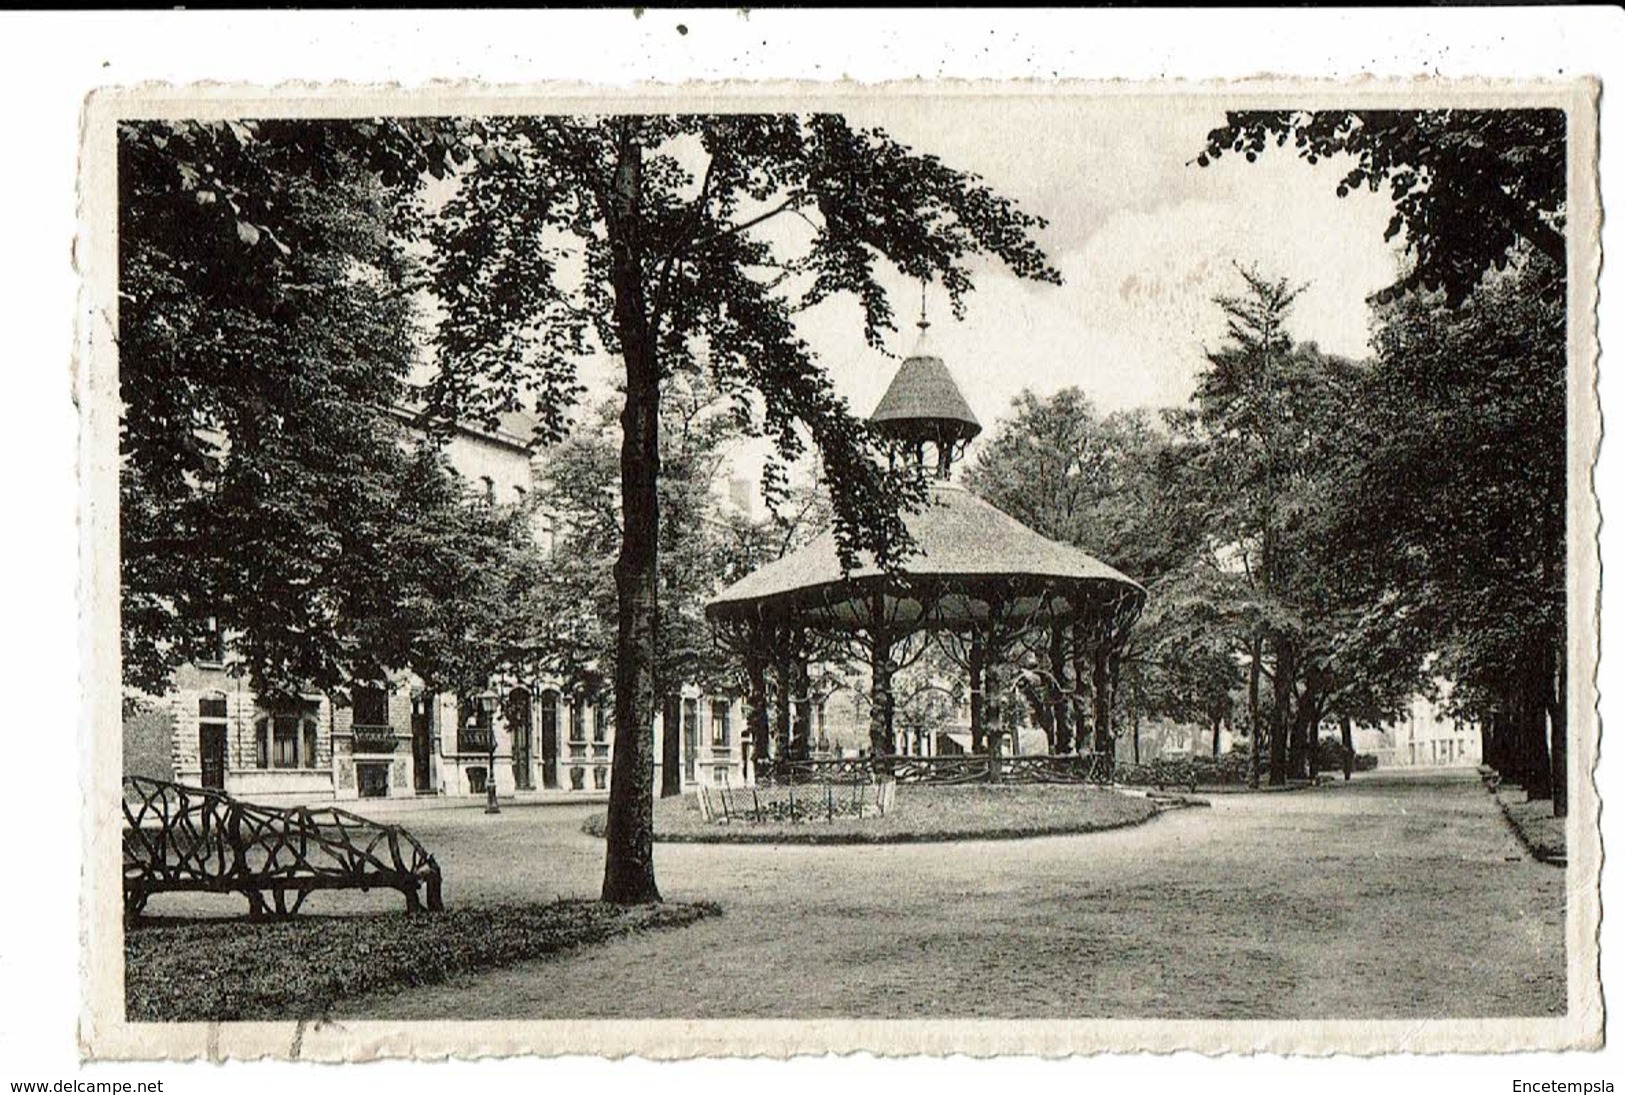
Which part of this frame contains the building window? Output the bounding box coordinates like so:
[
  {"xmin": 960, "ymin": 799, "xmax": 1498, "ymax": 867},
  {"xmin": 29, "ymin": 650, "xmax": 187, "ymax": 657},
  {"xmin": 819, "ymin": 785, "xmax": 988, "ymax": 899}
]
[
  {"xmin": 570, "ymin": 766, "xmax": 585, "ymax": 790},
  {"xmin": 199, "ymin": 617, "xmax": 226, "ymax": 667},
  {"xmin": 569, "ymin": 696, "xmax": 587, "ymax": 742},
  {"xmin": 480, "ymin": 476, "xmax": 496, "ymax": 506},
  {"xmin": 592, "ymin": 702, "xmax": 608, "ymax": 743},
  {"xmin": 593, "ymin": 766, "xmax": 607, "ymax": 790},
  {"xmin": 353, "ymin": 683, "xmax": 389, "ymax": 728},
  {"xmin": 256, "ymin": 713, "xmax": 319, "ymax": 769},
  {"xmin": 711, "ymin": 699, "xmax": 731, "ymax": 746},
  {"xmin": 457, "ymin": 698, "xmax": 494, "ymax": 755}
]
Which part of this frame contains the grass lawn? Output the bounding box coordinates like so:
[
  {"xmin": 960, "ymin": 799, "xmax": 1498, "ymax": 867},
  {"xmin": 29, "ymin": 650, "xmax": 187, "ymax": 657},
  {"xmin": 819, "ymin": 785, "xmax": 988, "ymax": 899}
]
[
  {"xmin": 125, "ymin": 900, "xmax": 718, "ymax": 1022},
  {"xmin": 1496, "ymin": 788, "xmax": 1567, "ymax": 864},
  {"xmin": 582, "ymin": 783, "xmax": 1168, "ymax": 844}
]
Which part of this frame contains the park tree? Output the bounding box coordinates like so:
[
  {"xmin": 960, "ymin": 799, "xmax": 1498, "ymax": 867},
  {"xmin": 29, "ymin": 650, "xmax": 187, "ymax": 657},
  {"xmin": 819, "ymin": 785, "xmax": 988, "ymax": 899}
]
[
  {"xmin": 1167, "ymin": 267, "xmax": 1379, "ymax": 785},
  {"xmin": 385, "ymin": 444, "xmax": 551, "ymax": 711},
  {"xmin": 429, "ymin": 115, "xmax": 1059, "ymax": 903},
  {"xmin": 1196, "ymin": 109, "xmax": 1570, "ymax": 807},
  {"xmin": 1344, "ymin": 253, "xmax": 1566, "ymax": 812},
  {"xmin": 118, "ymin": 118, "xmax": 492, "ymax": 699}
]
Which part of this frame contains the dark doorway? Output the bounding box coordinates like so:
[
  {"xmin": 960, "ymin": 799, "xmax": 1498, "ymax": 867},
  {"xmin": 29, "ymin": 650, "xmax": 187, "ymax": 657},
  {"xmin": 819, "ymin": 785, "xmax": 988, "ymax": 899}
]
[
  {"xmin": 540, "ymin": 690, "xmax": 560, "ymax": 789},
  {"xmin": 411, "ymin": 693, "xmax": 433, "ymax": 793},
  {"xmin": 509, "ymin": 687, "xmax": 534, "ymax": 791},
  {"xmin": 199, "ymin": 724, "xmax": 226, "ymax": 790}
]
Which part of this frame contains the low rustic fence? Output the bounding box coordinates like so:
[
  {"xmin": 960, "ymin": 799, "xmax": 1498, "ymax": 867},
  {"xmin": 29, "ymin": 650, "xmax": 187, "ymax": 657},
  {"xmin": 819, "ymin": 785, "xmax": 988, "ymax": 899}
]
[
  {"xmin": 757, "ymin": 752, "xmax": 1114, "ymax": 787},
  {"xmin": 697, "ymin": 776, "xmax": 895, "ymax": 825},
  {"xmin": 122, "ymin": 776, "xmax": 443, "ymax": 920}
]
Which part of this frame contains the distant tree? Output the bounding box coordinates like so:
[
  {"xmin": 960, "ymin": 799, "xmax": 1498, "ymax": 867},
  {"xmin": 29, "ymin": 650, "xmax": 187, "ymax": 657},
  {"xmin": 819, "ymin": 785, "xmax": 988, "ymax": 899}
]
[
  {"xmin": 965, "ymin": 390, "xmax": 1218, "ymax": 756},
  {"xmin": 536, "ymin": 377, "xmax": 757, "ymax": 797},
  {"xmin": 1197, "ymin": 109, "xmax": 1565, "ymax": 305},
  {"xmin": 386, "ymin": 445, "xmax": 551, "ymax": 706}
]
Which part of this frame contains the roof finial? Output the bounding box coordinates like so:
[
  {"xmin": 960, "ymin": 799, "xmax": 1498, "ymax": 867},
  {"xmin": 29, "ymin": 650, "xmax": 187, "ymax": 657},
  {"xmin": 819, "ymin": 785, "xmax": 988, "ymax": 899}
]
[{"xmin": 917, "ymin": 278, "xmax": 930, "ymax": 332}]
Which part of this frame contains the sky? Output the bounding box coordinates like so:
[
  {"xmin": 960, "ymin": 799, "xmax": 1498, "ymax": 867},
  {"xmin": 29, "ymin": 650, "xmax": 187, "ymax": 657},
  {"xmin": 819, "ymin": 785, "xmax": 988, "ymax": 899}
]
[{"xmin": 475, "ymin": 97, "xmax": 1406, "ymax": 488}]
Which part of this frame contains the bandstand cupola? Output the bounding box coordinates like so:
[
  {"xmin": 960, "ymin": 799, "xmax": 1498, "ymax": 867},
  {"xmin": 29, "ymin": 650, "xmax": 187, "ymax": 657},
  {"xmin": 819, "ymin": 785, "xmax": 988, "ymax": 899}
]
[{"xmin": 869, "ymin": 322, "xmax": 981, "ymax": 481}]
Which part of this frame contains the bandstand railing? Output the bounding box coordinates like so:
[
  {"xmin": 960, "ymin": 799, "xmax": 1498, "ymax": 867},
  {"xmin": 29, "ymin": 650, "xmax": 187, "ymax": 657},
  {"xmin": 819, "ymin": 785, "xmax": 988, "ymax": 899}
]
[{"xmin": 757, "ymin": 752, "xmax": 1114, "ymax": 787}]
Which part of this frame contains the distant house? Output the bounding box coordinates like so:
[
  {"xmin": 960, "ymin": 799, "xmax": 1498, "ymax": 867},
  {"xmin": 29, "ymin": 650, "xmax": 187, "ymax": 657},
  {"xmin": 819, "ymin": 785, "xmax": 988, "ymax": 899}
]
[
  {"xmin": 124, "ymin": 409, "xmax": 747, "ymax": 804},
  {"xmin": 1373, "ymin": 686, "xmax": 1481, "ymax": 769}
]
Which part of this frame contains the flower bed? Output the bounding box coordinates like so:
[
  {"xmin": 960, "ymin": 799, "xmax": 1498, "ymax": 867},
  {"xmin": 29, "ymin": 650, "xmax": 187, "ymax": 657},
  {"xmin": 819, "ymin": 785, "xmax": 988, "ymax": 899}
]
[{"xmin": 583, "ymin": 783, "xmax": 1166, "ymax": 844}]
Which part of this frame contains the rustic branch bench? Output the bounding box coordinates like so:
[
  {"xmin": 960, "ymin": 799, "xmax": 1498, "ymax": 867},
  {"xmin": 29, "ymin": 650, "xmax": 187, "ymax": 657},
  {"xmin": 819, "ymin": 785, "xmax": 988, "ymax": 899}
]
[{"xmin": 122, "ymin": 776, "xmax": 443, "ymax": 921}]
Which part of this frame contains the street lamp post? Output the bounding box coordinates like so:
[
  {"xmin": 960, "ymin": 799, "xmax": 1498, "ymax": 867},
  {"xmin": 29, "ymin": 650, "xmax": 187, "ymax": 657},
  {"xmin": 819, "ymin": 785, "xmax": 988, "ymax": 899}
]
[{"xmin": 481, "ymin": 694, "xmax": 501, "ymax": 815}]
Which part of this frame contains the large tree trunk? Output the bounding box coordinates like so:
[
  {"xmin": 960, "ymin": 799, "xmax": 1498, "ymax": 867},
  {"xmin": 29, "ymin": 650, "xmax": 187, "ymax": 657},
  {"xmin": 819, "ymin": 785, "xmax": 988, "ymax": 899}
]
[
  {"xmin": 601, "ymin": 127, "xmax": 662, "ymax": 905},
  {"xmin": 1521, "ymin": 653, "xmax": 1554, "ymax": 802},
  {"xmin": 1548, "ymin": 635, "xmax": 1567, "ymax": 818},
  {"xmin": 1050, "ymin": 624, "xmax": 1073, "ymax": 754},
  {"xmin": 1268, "ymin": 634, "xmax": 1292, "ymax": 786},
  {"xmin": 1247, "ymin": 633, "xmax": 1262, "ymax": 790},
  {"xmin": 1299, "ymin": 689, "xmax": 1321, "ymax": 780},
  {"xmin": 660, "ymin": 692, "xmax": 682, "ymax": 798},
  {"xmin": 1340, "ymin": 712, "xmax": 1354, "ymax": 781},
  {"xmin": 1212, "ymin": 714, "xmax": 1222, "ymax": 759}
]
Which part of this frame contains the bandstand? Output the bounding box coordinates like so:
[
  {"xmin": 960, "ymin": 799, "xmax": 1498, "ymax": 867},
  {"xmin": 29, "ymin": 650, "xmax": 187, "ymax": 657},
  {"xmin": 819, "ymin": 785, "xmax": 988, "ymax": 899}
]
[{"xmin": 706, "ymin": 328, "xmax": 1146, "ymax": 783}]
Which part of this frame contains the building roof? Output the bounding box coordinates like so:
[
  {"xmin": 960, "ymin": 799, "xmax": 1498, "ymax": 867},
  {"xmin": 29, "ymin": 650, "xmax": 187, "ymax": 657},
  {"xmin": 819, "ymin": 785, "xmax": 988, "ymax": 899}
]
[
  {"xmin": 389, "ymin": 403, "xmax": 541, "ymax": 453},
  {"xmin": 706, "ymin": 481, "xmax": 1143, "ymax": 631}
]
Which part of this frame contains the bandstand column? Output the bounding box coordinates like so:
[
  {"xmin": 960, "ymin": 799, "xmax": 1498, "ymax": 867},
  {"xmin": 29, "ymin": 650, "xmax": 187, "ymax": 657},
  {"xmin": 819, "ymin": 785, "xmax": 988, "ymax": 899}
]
[
  {"xmin": 968, "ymin": 629, "xmax": 986, "ymax": 754},
  {"xmin": 868, "ymin": 629, "xmax": 896, "ymax": 759},
  {"xmin": 790, "ymin": 653, "xmax": 812, "ymax": 760},
  {"xmin": 772, "ymin": 642, "xmax": 793, "ymax": 763},
  {"xmin": 1091, "ymin": 628, "xmax": 1115, "ymax": 761},
  {"xmin": 744, "ymin": 623, "xmax": 770, "ymax": 769},
  {"xmin": 1050, "ymin": 622, "xmax": 1073, "ymax": 754}
]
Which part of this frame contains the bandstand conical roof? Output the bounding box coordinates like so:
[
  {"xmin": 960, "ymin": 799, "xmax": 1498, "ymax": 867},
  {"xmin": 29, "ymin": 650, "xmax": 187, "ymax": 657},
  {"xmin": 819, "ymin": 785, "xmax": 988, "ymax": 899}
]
[
  {"xmin": 707, "ymin": 331, "xmax": 1144, "ymax": 634},
  {"xmin": 869, "ymin": 334, "xmax": 982, "ymax": 445}
]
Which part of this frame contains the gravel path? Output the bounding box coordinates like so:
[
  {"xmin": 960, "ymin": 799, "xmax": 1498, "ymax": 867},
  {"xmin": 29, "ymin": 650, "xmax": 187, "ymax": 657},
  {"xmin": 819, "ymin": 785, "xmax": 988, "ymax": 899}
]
[{"xmin": 324, "ymin": 769, "xmax": 1563, "ymax": 1020}]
